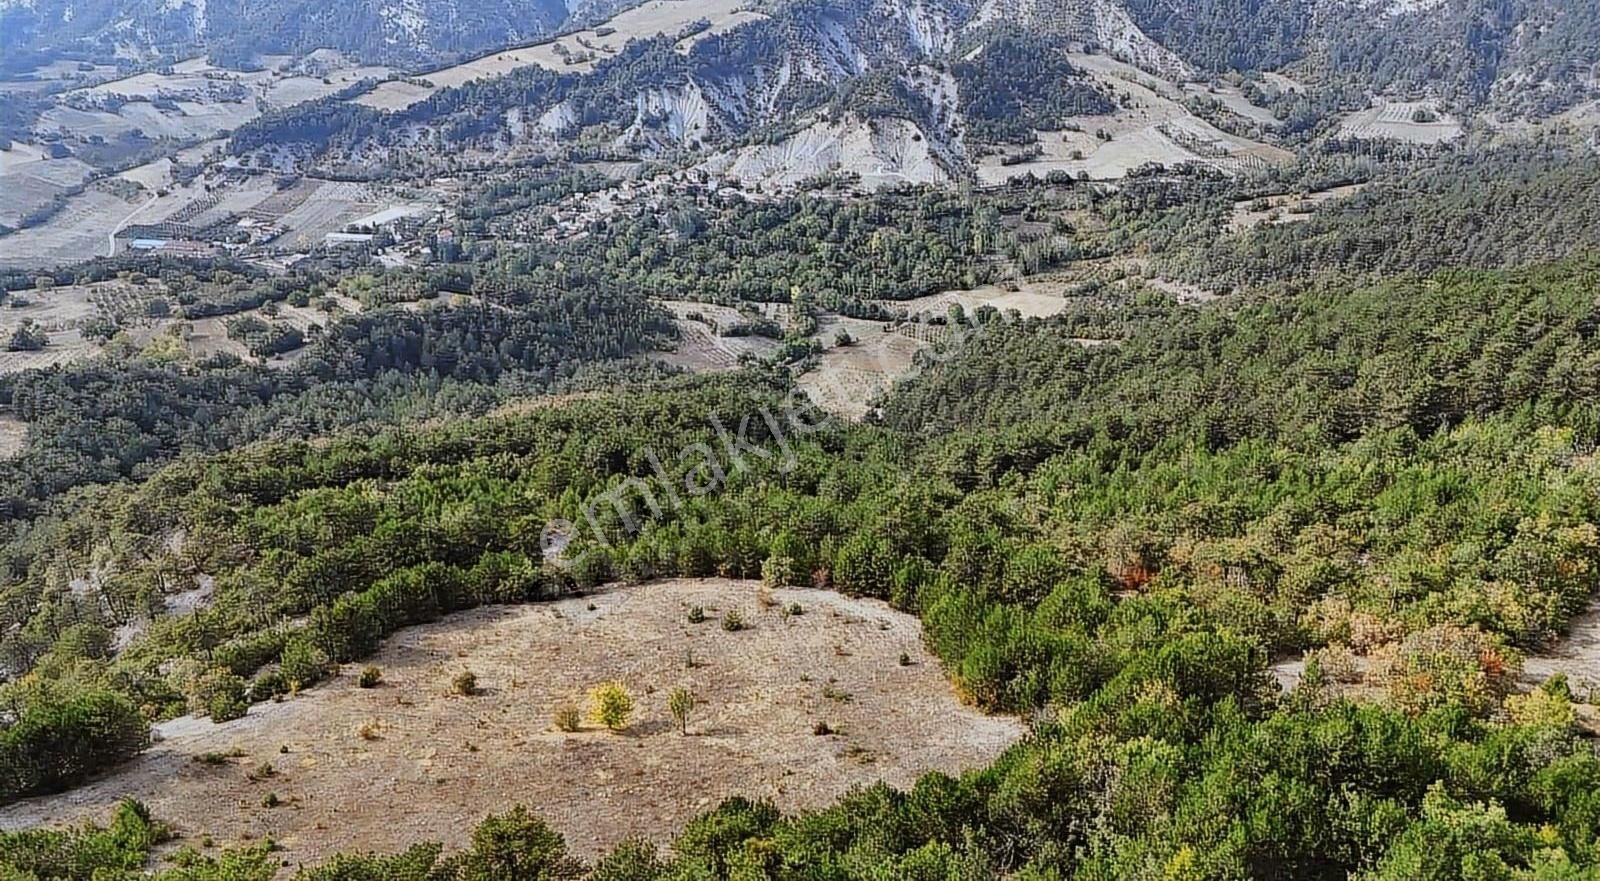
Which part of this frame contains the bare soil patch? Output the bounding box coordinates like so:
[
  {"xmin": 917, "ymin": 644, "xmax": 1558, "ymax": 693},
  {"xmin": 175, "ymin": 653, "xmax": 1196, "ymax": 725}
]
[
  {"xmin": 1524, "ymin": 603, "xmax": 1600, "ymax": 696},
  {"xmin": 656, "ymin": 318, "xmax": 782, "ymax": 372},
  {"xmin": 0, "ymin": 579, "xmax": 1021, "ymax": 868}
]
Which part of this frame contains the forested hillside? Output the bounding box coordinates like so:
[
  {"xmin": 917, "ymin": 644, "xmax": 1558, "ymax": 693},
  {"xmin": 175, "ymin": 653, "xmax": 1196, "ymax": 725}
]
[
  {"xmin": 1120, "ymin": 0, "xmax": 1600, "ymax": 113},
  {"xmin": 883, "ymin": 259, "xmax": 1600, "ymax": 443},
  {"xmin": 1153, "ymin": 149, "xmax": 1600, "ymax": 290},
  {"xmin": 8, "ymin": 258, "xmax": 1600, "ymax": 877},
  {"xmin": 0, "ymin": 265, "xmax": 675, "ymax": 517},
  {"xmin": 7, "ymin": 0, "xmax": 1600, "ymax": 873}
]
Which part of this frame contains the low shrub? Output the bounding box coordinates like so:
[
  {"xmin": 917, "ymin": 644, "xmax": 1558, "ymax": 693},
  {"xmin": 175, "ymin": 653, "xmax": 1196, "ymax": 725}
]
[{"xmin": 553, "ymin": 703, "xmax": 582, "ymax": 732}]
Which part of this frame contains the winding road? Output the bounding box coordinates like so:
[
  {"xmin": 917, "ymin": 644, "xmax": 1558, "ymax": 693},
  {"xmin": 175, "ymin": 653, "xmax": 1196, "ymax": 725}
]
[{"xmin": 106, "ymin": 194, "xmax": 159, "ymax": 257}]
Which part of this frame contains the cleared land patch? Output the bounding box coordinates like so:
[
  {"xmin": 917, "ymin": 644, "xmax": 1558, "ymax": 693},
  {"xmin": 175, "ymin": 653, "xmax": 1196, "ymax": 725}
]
[
  {"xmin": 1336, "ymin": 100, "xmax": 1463, "ymax": 143},
  {"xmin": 796, "ymin": 319, "xmax": 929, "ymax": 421},
  {"xmin": 0, "ymin": 331, "xmax": 95, "ymax": 376},
  {"xmin": 0, "ymin": 579, "xmax": 1021, "ymax": 866},
  {"xmin": 657, "ymin": 317, "xmax": 782, "ymax": 371},
  {"xmin": 0, "ymin": 413, "xmax": 25, "ymax": 458}
]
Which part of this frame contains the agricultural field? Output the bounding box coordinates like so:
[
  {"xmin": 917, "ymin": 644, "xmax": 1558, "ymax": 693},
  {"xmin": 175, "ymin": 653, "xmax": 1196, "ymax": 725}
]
[
  {"xmin": 876, "ymin": 277, "xmax": 1076, "ymax": 321},
  {"xmin": 2, "ymin": 165, "xmax": 435, "ymax": 269},
  {"xmin": 1335, "ymin": 100, "xmax": 1463, "ymax": 143},
  {"xmin": 353, "ymin": 79, "xmax": 438, "ymax": 111},
  {"xmin": 1, "ymin": 283, "xmax": 101, "ymax": 331},
  {"xmin": 1257, "ymin": 71, "xmax": 1306, "ymax": 94},
  {"xmin": 675, "ymin": 10, "xmax": 770, "ymax": 51},
  {"xmin": 36, "ymin": 101, "xmax": 258, "ymax": 144},
  {"xmin": 977, "ymin": 54, "xmax": 1294, "ymax": 183},
  {"xmin": 270, "ymin": 181, "xmax": 390, "ymax": 246},
  {"xmin": 115, "ymin": 139, "xmax": 226, "ymax": 191},
  {"xmin": 656, "ymin": 317, "xmax": 783, "ymax": 372},
  {"xmin": 182, "ymin": 301, "xmax": 336, "ymax": 363},
  {"xmin": 76, "ymin": 53, "xmax": 388, "ymax": 107},
  {"xmin": 0, "ymin": 579, "xmax": 1021, "ymax": 864},
  {"xmin": 0, "ymin": 330, "xmax": 96, "ymax": 377},
  {"xmin": 0, "ymin": 142, "xmax": 95, "ymax": 229},
  {"xmin": 795, "ymin": 318, "xmax": 929, "ymax": 421},
  {"xmin": 653, "ymin": 299, "xmax": 789, "ymax": 371},
  {"xmin": 0, "ymin": 279, "xmax": 168, "ymax": 374},
  {"xmin": 179, "ymin": 316, "xmax": 250, "ymax": 361},
  {"xmin": 0, "ymin": 187, "xmax": 136, "ymax": 268},
  {"xmin": 0, "ymin": 277, "xmax": 330, "ymax": 372},
  {"xmin": 795, "ymin": 275, "xmax": 1101, "ymax": 422},
  {"xmin": 0, "ymin": 59, "xmax": 121, "ymax": 90},
  {"xmin": 793, "ymin": 263, "xmax": 1221, "ymax": 421},
  {"xmin": 794, "ymin": 272, "xmax": 1174, "ymax": 420},
  {"xmin": 1182, "ymin": 82, "xmax": 1283, "ymax": 129}
]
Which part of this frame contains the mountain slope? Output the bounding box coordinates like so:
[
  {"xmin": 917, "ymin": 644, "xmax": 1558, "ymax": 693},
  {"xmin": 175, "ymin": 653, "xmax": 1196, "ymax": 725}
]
[
  {"xmin": 0, "ymin": 0, "xmax": 572, "ymax": 71},
  {"xmin": 1118, "ymin": 0, "xmax": 1600, "ymax": 113}
]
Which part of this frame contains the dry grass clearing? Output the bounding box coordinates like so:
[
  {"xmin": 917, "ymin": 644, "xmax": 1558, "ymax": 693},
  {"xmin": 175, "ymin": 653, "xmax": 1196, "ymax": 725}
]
[{"xmin": 0, "ymin": 579, "xmax": 1021, "ymax": 867}]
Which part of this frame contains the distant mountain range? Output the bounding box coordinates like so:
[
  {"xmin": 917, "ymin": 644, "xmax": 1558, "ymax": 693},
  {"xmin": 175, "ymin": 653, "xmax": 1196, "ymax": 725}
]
[
  {"xmin": 6, "ymin": 0, "xmax": 1599, "ymax": 119},
  {"xmin": 7, "ymin": 0, "xmax": 1598, "ymax": 193},
  {"xmin": 173, "ymin": 0, "xmax": 1596, "ymax": 195}
]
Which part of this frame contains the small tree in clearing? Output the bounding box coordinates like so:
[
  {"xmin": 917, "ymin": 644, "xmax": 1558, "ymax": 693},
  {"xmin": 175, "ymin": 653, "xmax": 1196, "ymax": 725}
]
[
  {"xmin": 589, "ymin": 681, "xmax": 634, "ymax": 732},
  {"xmin": 668, "ymin": 687, "xmax": 695, "ymax": 735}
]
